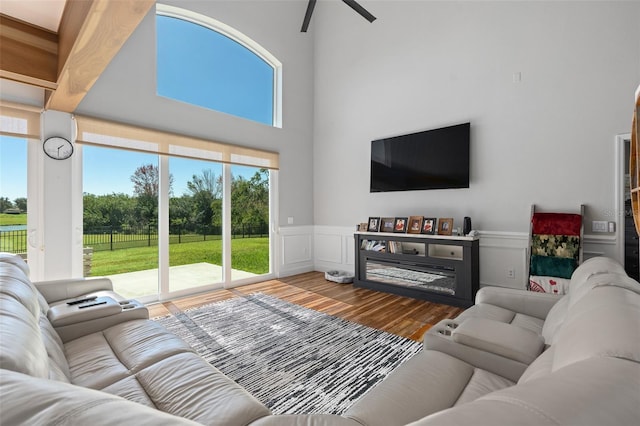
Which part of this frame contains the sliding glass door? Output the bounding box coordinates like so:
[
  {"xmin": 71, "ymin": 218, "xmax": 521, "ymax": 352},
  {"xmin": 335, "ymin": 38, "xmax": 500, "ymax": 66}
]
[
  {"xmin": 168, "ymin": 157, "xmax": 224, "ymax": 293},
  {"xmin": 230, "ymin": 165, "xmax": 270, "ymax": 281},
  {"xmin": 82, "ymin": 146, "xmax": 273, "ymax": 301},
  {"xmin": 82, "ymin": 145, "xmax": 159, "ymax": 300}
]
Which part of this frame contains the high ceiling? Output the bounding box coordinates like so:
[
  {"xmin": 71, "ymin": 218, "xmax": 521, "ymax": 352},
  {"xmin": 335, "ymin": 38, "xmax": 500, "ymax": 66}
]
[
  {"xmin": 0, "ymin": 0, "xmax": 67, "ymax": 32},
  {"xmin": 0, "ymin": 0, "xmax": 155, "ymax": 111}
]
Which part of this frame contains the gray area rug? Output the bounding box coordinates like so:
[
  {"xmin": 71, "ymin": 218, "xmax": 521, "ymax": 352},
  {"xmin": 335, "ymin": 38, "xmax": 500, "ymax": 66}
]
[{"xmin": 153, "ymin": 293, "xmax": 422, "ymax": 414}]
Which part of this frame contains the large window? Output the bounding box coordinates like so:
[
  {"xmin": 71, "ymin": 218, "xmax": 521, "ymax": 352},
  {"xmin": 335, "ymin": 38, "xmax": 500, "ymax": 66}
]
[
  {"xmin": 156, "ymin": 4, "xmax": 282, "ymax": 127},
  {"xmin": 0, "ymin": 102, "xmax": 40, "ymax": 263},
  {"xmin": 0, "ymin": 136, "xmax": 28, "ymax": 256}
]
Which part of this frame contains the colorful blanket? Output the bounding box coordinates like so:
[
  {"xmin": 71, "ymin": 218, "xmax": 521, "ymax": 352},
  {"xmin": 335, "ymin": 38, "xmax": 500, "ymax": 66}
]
[{"xmin": 529, "ymin": 212, "xmax": 582, "ymax": 288}]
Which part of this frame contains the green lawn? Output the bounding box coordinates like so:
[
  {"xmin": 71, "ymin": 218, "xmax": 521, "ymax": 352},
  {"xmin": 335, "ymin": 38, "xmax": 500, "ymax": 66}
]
[
  {"xmin": 90, "ymin": 237, "xmax": 269, "ymax": 276},
  {"xmin": 0, "ymin": 213, "xmax": 27, "ymax": 225}
]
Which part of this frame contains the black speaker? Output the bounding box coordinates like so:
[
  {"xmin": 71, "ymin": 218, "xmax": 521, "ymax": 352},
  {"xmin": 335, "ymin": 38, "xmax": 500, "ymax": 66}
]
[{"xmin": 463, "ymin": 217, "xmax": 472, "ymax": 235}]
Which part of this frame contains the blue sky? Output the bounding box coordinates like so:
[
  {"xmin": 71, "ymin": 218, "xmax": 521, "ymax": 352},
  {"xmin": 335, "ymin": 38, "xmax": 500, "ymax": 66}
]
[
  {"xmin": 0, "ymin": 138, "xmax": 259, "ymax": 200},
  {"xmin": 1, "ymin": 13, "xmax": 272, "ymax": 202},
  {"xmin": 157, "ymin": 14, "xmax": 274, "ymax": 125},
  {"xmin": 0, "ymin": 136, "xmax": 27, "ymax": 201},
  {"xmin": 83, "ymin": 145, "xmax": 259, "ymax": 197}
]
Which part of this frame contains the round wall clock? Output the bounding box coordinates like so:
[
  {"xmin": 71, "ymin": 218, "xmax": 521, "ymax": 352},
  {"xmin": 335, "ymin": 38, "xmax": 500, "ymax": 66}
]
[{"xmin": 43, "ymin": 136, "xmax": 74, "ymax": 160}]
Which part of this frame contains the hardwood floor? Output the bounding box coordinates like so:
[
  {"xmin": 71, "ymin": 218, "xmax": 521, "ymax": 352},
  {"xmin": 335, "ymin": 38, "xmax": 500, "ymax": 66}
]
[{"xmin": 147, "ymin": 271, "xmax": 466, "ymax": 341}]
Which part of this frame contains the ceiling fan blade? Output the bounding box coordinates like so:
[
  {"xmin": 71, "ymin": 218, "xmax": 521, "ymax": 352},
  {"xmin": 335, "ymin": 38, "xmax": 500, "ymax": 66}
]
[
  {"xmin": 342, "ymin": 0, "xmax": 377, "ymax": 23},
  {"xmin": 301, "ymin": 0, "xmax": 317, "ymax": 32}
]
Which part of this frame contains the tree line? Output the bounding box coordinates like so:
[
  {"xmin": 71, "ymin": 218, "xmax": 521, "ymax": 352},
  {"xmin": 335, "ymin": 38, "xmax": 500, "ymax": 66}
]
[
  {"xmin": 0, "ymin": 197, "xmax": 27, "ymax": 214},
  {"xmin": 83, "ymin": 165, "xmax": 268, "ymax": 232}
]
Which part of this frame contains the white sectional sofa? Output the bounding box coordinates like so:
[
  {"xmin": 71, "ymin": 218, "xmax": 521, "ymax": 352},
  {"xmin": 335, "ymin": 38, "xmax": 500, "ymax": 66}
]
[{"xmin": 1, "ymin": 252, "xmax": 639, "ymax": 425}]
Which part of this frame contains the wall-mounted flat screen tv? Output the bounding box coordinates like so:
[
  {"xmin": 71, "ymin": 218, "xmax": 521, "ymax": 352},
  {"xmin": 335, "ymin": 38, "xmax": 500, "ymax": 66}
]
[{"xmin": 370, "ymin": 122, "xmax": 470, "ymax": 192}]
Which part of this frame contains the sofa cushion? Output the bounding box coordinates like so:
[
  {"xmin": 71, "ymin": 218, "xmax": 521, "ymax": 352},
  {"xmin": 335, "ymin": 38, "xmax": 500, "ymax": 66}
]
[
  {"xmin": 408, "ymin": 357, "xmax": 640, "ymax": 426},
  {"xmin": 552, "ymin": 285, "xmax": 640, "ymax": 371},
  {"xmin": 540, "ymin": 295, "xmax": 569, "ymax": 344},
  {"xmin": 134, "ymin": 351, "xmax": 270, "ymax": 425},
  {"xmin": 569, "ymin": 271, "xmax": 640, "ymax": 308},
  {"xmin": 65, "ymin": 319, "xmax": 194, "ymax": 389},
  {"xmin": 0, "ymin": 263, "xmax": 42, "ymax": 317},
  {"xmin": 0, "ymin": 294, "xmax": 49, "ymax": 379},
  {"xmin": 344, "ymin": 350, "xmax": 514, "ymax": 426},
  {"xmin": 568, "ymin": 256, "xmax": 626, "ymax": 299},
  {"xmin": 39, "ymin": 315, "xmax": 71, "ymax": 382},
  {"xmin": 0, "ymin": 369, "xmax": 201, "ymax": 426}
]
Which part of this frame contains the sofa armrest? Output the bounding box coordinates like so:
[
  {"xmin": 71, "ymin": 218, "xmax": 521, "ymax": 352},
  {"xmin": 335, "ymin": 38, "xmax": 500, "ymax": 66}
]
[
  {"xmin": 475, "ymin": 286, "xmax": 562, "ymax": 320},
  {"xmin": 423, "ymin": 319, "xmax": 529, "ymax": 382},
  {"xmin": 452, "ymin": 318, "xmax": 545, "ymax": 364},
  {"xmin": 34, "ymin": 277, "xmax": 114, "ymax": 304}
]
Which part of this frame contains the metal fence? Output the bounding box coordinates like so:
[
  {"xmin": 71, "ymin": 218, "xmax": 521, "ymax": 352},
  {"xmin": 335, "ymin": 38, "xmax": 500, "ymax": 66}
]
[
  {"xmin": 0, "ymin": 228, "xmax": 26, "ymax": 254},
  {"xmin": 0, "ymin": 222, "xmax": 269, "ymax": 254}
]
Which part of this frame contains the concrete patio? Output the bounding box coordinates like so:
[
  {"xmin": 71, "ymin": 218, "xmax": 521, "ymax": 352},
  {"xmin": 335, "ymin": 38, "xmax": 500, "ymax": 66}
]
[{"xmin": 108, "ymin": 262, "xmax": 257, "ymax": 299}]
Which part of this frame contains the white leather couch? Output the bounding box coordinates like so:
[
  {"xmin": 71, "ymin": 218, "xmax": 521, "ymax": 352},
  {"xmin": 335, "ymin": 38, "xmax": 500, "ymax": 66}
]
[
  {"xmin": 0, "ymin": 252, "xmax": 269, "ymax": 425},
  {"xmin": 2, "ymin": 252, "xmax": 640, "ymax": 426},
  {"xmin": 256, "ymin": 256, "xmax": 640, "ymax": 426}
]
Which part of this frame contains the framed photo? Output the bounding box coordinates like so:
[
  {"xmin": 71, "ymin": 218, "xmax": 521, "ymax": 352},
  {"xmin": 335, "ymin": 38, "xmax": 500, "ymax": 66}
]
[
  {"xmin": 393, "ymin": 217, "xmax": 408, "ymax": 233},
  {"xmin": 380, "ymin": 217, "xmax": 395, "ymax": 233},
  {"xmin": 358, "ymin": 223, "xmax": 368, "ymax": 232},
  {"xmin": 367, "ymin": 217, "xmax": 381, "ymax": 232},
  {"xmin": 438, "ymin": 218, "xmax": 454, "ymax": 236},
  {"xmin": 408, "ymin": 216, "xmax": 423, "ymax": 234},
  {"xmin": 421, "ymin": 217, "xmax": 436, "ymax": 235}
]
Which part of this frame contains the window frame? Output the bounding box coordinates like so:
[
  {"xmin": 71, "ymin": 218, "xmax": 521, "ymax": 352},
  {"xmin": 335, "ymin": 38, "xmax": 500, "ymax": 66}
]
[{"xmin": 156, "ymin": 4, "xmax": 283, "ymax": 128}]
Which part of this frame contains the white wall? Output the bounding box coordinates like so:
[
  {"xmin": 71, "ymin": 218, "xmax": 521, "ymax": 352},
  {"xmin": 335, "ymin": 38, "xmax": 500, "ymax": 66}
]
[
  {"xmin": 313, "ymin": 0, "xmax": 639, "ymax": 230},
  {"xmin": 311, "ymin": 1, "xmax": 640, "ymax": 286},
  {"xmin": 76, "ymin": 0, "xmax": 315, "ymax": 229}
]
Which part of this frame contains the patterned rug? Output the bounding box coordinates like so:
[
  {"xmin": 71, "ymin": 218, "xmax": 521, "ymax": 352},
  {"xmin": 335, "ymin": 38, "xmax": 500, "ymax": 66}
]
[{"xmin": 153, "ymin": 293, "xmax": 422, "ymax": 414}]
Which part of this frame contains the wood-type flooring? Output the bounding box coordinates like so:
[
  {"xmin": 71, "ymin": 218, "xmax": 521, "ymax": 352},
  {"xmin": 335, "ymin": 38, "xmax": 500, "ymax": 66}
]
[{"xmin": 148, "ymin": 271, "xmax": 466, "ymax": 341}]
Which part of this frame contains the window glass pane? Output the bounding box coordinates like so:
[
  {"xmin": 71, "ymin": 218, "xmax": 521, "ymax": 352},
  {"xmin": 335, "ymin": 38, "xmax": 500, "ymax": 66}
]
[
  {"xmin": 0, "ymin": 136, "xmax": 27, "ymax": 259},
  {"xmin": 157, "ymin": 15, "xmax": 274, "ymax": 125},
  {"xmin": 231, "ymin": 165, "xmax": 270, "ymax": 280},
  {"xmin": 83, "ymin": 145, "xmax": 159, "ymax": 299},
  {"xmin": 169, "ymin": 157, "xmax": 223, "ymax": 292}
]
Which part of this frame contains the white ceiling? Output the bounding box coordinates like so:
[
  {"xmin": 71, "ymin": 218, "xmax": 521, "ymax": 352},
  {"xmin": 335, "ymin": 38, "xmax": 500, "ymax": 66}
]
[{"xmin": 0, "ymin": 0, "xmax": 66, "ymax": 32}]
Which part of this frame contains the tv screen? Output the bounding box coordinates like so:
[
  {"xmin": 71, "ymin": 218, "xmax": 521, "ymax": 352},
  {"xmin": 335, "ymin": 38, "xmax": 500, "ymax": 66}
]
[{"xmin": 370, "ymin": 122, "xmax": 470, "ymax": 192}]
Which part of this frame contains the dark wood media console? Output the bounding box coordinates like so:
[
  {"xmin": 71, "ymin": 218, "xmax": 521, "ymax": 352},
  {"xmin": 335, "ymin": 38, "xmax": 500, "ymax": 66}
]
[{"xmin": 354, "ymin": 232, "xmax": 479, "ymax": 308}]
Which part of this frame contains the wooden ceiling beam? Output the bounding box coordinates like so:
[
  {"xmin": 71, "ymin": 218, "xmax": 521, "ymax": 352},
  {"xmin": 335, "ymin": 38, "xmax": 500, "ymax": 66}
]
[
  {"xmin": 0, "ymin": 14, "xmax": 58, "ymax": 91},
  {"xmin": 45, "ymin": 0, "xmax": 155, "ymax": 112}
]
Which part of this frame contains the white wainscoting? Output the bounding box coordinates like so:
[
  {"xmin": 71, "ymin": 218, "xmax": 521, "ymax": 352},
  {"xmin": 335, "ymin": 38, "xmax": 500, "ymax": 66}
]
[
  {"xmin": 305, "ymin": 227, "xmax": 619, "ymax": 291},
  {"xmin": 313, "ymin": 226, "xmax": 356, "ymax": 273},
  {"xmin": 277, "ymin": 226, "xmax": 314, "ymax": 277},
  {"xmin": 478, "ymin": 231, "xmax": 530, "ymax": 290}
]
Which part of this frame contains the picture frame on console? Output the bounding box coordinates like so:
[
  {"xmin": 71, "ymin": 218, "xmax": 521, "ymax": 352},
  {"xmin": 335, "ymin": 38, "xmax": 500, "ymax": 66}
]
[
  {"xmin": 438, "ymin": 218, "xmax": 454, "ymax": 235},
  {"xmin": 380, "ymin": 217, "xmax": 395, "ymax": 233},
  {"xmin": 358, "ymin": 223, "xmax": 368, "ymax": 232},
  {"xmin": 367, "ymin": 217, "xmax": 380, "ymax": 232},
  {"xmin": 408, "ymin": 216, "xmax": 423, "ymax": 234},
  {"xmin": 422, "ymin": 218, "xmax": 436, "ymax": 235},
  {"xmin": 394, "ymin": 217, "xmax": 408, "ymax": 233}
]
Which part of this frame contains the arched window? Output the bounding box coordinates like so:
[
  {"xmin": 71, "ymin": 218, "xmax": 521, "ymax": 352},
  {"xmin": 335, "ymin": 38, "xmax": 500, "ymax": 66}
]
[{"xmin": 156, "ymin": 4, "xmax": 282, "ymax": 127}]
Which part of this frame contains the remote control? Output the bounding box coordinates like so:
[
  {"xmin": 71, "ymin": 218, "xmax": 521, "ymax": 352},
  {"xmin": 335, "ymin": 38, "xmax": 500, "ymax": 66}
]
[{"xmin": 67, "ymin": 296, "xmax": 98, "ymax": 306}]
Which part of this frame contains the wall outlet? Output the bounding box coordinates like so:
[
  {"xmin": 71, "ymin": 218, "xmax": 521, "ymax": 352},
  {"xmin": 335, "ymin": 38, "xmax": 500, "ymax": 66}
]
[
  {"xmin": 287, "ymin": 216, "xmax": 294, "ymax": 225},
  {"xmin": 507, "ymin": 268, "xmax": 516, "ymax": 279}
]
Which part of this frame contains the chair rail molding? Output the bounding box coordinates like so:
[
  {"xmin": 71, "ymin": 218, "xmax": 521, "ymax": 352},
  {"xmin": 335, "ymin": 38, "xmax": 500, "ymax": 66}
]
[{"xmin": 288, "ymin": 227, "xmax": 620, "ymax": 288}]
